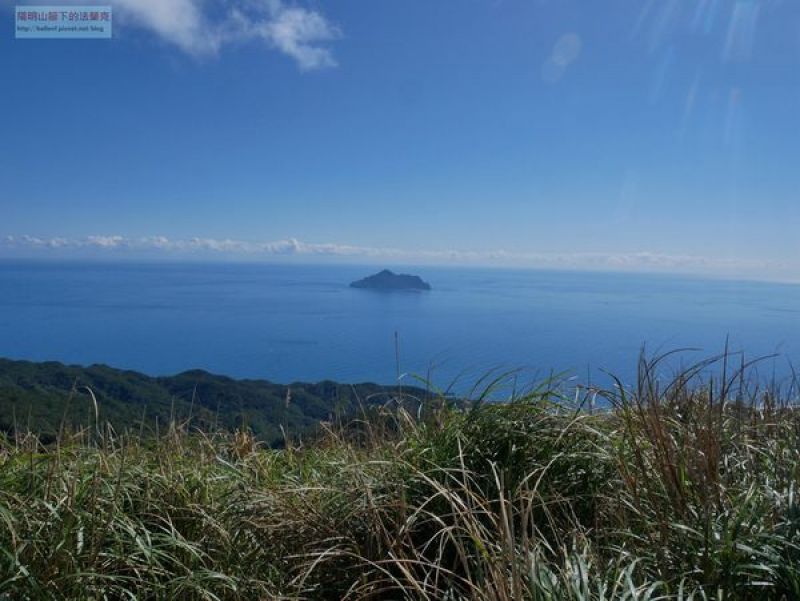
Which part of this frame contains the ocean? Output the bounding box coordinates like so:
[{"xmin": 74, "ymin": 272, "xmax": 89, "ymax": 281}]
[{"xmin": 0, "ymin": 260, "xmax": 798, "ymax": 391}]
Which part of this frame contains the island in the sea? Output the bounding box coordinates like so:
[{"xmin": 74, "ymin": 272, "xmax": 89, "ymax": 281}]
[{"xmin": 350, "ymin": 269, "xmax": 432, "ymax": 291}]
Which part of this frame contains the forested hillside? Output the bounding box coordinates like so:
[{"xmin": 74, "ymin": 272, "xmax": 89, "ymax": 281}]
[{"xmin": 0, "ymin": 358, "xmax": 429, "ymax": 445}]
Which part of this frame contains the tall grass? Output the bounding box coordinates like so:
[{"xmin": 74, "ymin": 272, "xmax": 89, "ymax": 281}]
[{"xmin": 0, "ymin": 352, "xmax": 798, "ymax": 599}]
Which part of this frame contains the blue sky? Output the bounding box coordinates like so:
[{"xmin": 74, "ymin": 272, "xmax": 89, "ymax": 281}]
[{"xmin": 1, "ymin": 0, "xmax": 799, "ymax": 280}]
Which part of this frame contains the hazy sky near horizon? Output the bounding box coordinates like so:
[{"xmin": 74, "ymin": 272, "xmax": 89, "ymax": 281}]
[{"xmin": 1, "ymin": 0, "xmax": 799, "ymax": 279}]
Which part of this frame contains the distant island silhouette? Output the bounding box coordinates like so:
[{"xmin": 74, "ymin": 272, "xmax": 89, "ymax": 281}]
[{"xmin": 350, "ymin": 269, "xmax": 431, "ymax": 291}]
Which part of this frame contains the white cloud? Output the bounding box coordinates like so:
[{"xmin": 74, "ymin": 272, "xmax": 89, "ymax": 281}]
[
  {"xmin": 8, "ymin": 0, "xmax": 341, "ymax": 69},
  {"xmin": 2, "ymin": 234, "xmax": 794, "ymax": 282},
  {"xmin": 114, "ymin": 0, "xmax": 217, "ymax": 55},
  {"xmin": 86, "ymin": 235, "xmax": 125, "ymax": 248},
  {"xmin": 253, "ymin": 3, "xmax": 340, "ymax": 70}
]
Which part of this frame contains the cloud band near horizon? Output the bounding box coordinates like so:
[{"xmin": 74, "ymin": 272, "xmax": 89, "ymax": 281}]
[{"xmin": 2, "ymin": 234, "xmax": 794, "ymax": 282}]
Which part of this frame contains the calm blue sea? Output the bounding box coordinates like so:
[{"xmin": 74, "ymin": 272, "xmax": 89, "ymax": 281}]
[{"xmin": 0, "ymin": 261, "xmax": 798, "ymax": 390}]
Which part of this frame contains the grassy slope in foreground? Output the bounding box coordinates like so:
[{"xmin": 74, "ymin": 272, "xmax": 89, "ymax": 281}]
[
  {"xmin": 0, "ymin": 357, "xmax": 432, "ymax": 446},
  {"xmin": 0, "ymin": 353, "xmax": 799, "ymax": 599}
]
